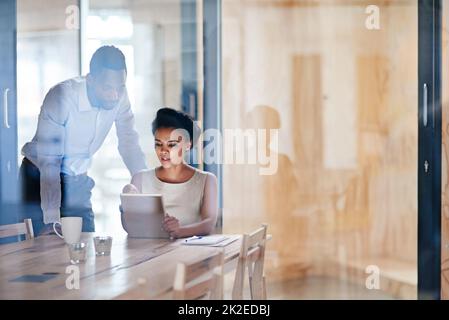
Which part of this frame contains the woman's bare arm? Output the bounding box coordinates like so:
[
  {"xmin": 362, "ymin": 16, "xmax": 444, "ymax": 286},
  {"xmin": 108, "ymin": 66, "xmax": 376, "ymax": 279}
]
[{"xmin": 166, "ymin": 173, "xmax": 218, "ymax": 238}]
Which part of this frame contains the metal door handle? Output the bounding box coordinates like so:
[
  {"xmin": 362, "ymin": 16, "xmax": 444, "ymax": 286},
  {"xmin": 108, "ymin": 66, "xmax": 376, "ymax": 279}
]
[
  {"xmin": 423, "ymin": 83, "xmax": 428, "ymax": 127},
  {"xmin": 3, "ymin": 88, "xmax": 10, "ymax": 129}
]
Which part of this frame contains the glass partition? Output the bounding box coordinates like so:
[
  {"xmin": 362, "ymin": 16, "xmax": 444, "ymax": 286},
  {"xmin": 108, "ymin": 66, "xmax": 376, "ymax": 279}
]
[{"xmin": 222, "ymin": 0, "xmax": 418, "ymax": 299}]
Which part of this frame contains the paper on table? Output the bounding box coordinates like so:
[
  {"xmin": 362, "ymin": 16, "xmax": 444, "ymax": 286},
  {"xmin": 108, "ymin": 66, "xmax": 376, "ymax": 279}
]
[
  {"xmin": 181, "ymin": 235, "xmax": 228, "ymax": 245},
  {"xmin": 181, "ymin": 235, "xmax": 240, "ymax": 247}
]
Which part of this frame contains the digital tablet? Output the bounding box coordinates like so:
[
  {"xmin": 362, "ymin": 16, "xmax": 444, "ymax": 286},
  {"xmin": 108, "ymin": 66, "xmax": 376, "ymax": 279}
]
[{"xmin": 120, "ymin": 193, "xmax": 169, "ymax": 239}]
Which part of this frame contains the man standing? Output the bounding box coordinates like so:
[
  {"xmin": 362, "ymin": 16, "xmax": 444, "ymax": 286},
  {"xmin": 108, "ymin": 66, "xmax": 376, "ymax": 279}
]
[{"xmin": 20, "ymin": 45, "xmax": 147, "ymax": 234}]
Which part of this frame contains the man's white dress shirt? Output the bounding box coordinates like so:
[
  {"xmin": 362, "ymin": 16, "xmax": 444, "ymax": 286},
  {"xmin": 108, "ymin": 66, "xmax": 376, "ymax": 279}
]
[{"xmin": 22, "ymin": 76, "xmax": 147, "ymax": 224}]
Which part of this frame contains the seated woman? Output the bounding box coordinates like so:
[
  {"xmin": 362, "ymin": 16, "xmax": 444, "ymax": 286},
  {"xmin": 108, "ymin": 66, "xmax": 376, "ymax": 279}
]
[{"xmin": 122, "ymin": 107, "xmax": 218, "ymax": 239}]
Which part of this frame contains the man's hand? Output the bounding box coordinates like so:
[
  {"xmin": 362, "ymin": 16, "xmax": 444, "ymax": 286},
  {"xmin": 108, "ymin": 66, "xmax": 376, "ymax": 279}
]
[
  {"xmin": 162, "ymin": 214, "xmax": 181, "ymax": 238},
  {"xmin": 39, "ymin": 223, "xmax": 61, "ymax": 236}
]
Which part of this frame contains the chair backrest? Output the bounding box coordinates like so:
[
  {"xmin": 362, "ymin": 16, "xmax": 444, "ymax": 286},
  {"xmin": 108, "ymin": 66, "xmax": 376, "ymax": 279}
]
[
  {"xmin": 0, "ymin": 219, "xmax": 34, "ymax": 241},
  {"xmin": 173, "ymin": 250, "xmax": 224, "ymax": 300},
  {"xmin": 232, "ymin": 223, "xmax": 268, "ymax": 300}
]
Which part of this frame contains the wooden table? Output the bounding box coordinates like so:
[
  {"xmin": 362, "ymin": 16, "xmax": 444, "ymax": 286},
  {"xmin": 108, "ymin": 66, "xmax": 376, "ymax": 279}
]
[{"xmin": 0, "ymin": 233, "xmax": 241, "ymax": 299}]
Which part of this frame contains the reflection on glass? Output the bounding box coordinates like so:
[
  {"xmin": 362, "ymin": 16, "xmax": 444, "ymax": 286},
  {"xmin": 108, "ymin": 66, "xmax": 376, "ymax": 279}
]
[{"xmin": 222, "ymin": 0, "xmax": 417, "ymax": 299}]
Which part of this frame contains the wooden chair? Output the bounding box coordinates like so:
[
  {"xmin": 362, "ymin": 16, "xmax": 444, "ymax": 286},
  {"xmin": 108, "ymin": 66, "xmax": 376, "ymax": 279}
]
[
  {"xmin": 0, "ymin": 218, "xmax": 34, "ymax": 241},
  {"xmin": 232, "ymin": 223, "xmax": 268, "ymax": 300},
  {"xmin": 173, "ymin": 250, "xmax": 225, "ymax": 300}
]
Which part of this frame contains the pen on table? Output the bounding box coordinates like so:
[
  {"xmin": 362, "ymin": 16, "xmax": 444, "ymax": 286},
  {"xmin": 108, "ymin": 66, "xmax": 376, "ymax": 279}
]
[{"xmin": 185, "ymin": 236, "xmax": 203, "ymax": 242}]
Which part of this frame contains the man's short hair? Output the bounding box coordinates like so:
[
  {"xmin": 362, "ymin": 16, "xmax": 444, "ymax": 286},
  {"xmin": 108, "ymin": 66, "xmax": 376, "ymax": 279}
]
[{"xmin": 89, "ymin": 45, "xmax": 127, "ymax": 76}]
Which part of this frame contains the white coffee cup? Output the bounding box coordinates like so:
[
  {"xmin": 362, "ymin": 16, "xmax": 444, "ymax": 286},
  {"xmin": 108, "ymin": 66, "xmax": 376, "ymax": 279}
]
[{"xmin": 53, "ymin": 217, "xmax": 83, "ymax": 244}]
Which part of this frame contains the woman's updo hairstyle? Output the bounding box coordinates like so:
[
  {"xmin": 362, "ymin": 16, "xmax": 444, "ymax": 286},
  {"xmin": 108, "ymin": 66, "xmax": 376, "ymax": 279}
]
[{"xmin": 151, "ymin": 107, "xmax": 201, "ymax": 147}]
